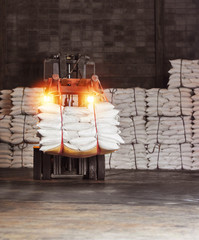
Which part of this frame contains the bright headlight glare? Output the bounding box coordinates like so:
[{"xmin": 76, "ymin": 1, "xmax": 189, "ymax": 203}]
[
  {"xmin": 42, "ymin": 94, "xmax": 54, "ymax": 104},
  {"xmin": 87, "ymin": 95, "xmax": 94, "ymax": 103}
]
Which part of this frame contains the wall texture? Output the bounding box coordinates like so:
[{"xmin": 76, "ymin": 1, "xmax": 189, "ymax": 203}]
[
  {"xmin": 163, "ymin": 0, "xmax": 199, "ymax": 85},
  {"xmin": 0, "ymin": 0, "xmax": 199, "ymax": 90}
]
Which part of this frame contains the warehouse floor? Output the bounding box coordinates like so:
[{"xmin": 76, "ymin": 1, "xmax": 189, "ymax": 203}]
[{"xmin": 1, "ymin": 169, "xmax": 199, "ymax": 240}]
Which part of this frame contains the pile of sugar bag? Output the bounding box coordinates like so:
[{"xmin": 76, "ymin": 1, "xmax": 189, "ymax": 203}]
[
  {"xmin": 167, "ymin": 59, "xmax": 199, "ymax": 170},
  {"xmin": 168, "ymin": 59, "xmax": 199, "ymax": 88},
  {"xmin": 1, "ymin": 58, "xmax": 199, "ymax": 171},
  {"xmin": 10, "ymin": 87, "xmax": 43, "ymax": 115},
  {"xmin": 104, "ymin": 88, "xmax": 147, "ymax": 169},
  {"xmin": 146, "ymin": 67, "xmax": 194, "ymax": 169},
  {"xmin": 146, "ymin": 116, "xmax": 192, "ymax": 145},
  {"xmin": 104, "ymin": 88, "xmax": 146, "ymax": 117},
  {"xmin": 0, "ymin": 90, "xmax": 12, "ymax": 115},
  {"xmin": 37, "ymin": 102, "xmax": 124, "ymax": 158},
  {"xmin": 146, "ymin": 88, "xmax": 192, "ymax": 116},
  {"xmin": 10, "ymin": 87, "xmax": 42, "ymax": 167},
  {"xmin": 192, "ymin": 88, "xmax": 199, "ymax": 170},
  {"xmin": 0, "ymin": 90, "xmax": 13, "ymax": 167},
  {"xmin": 147, "ymin": 143, "xmax": 192, "ymax": 170},
  {"xmin": 0, "ymin": 115, "xmax": 12, "ymax": 168}
]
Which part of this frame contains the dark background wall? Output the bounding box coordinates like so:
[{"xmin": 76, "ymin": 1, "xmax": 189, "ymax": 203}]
[
  {"xmin": 163, "ymin": 0, "xmax": 199, "ymax": 82},
  {"xmin": 0, "ymin": 0, "xmax": 199, "ymax": 90}
]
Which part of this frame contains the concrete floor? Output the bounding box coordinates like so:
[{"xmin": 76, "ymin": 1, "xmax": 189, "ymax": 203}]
[{"xmin": 1, "ymin": 169, "xmax": 199, "ymax": 240}]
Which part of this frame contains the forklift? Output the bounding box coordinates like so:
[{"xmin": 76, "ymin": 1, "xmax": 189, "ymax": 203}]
[{"xmin": 33, "ymin": 53, "xmax": 106, "ymax": 181}]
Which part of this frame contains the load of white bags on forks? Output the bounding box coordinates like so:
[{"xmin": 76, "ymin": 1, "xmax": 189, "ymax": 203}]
[{"xmin": 37, "ymin": 102, "xmax": 124, "ymax": 157}]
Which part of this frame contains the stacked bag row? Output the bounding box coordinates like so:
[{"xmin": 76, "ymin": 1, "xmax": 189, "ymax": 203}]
[
  {"xmin": 12, "ymin": 144, "xmax": 37, "ymax": 168},
  {"xmin": 146, "ymin": 88, "xmax": 192, "ymax": 117},
  {"xmin": 1, "ymin": 58, "xmax": 199, "ymax": 171},
  {"xmin": 104, "ymin": 88, "xmax": 147, "ymax": 169},
  {"xmin": 146, "ymin": 88, "xmax": 193, "ymax": 159},
  {"xmin": 0, "ymin": 90, "xmax": 12, "ymax": 115},
  {"xmin": 146, "ymin": 62, "xmax": 194, "ymax": 170},
  {"xmin": 147, "ymin": 143, "xmax": 192, "ymax": 170},
  {"xmin": 104, "ymin": 88, "xmax": 146, "ymax": 117},
  {"xmin": 168, "ymin": 59, "xmax": 199, "ymax": 170},
  {"xmin": 0, "ymin": 115, "xmax": 12, "ymax": 168},
  {"xmin": 168, "ymin": 59, "xmax": 199, "ymax": 88},
  {"xmin": 146, "ymin": 116, "xmax": 192, "ymax": 145},
  {"xmin": 10, "ymin": 87, "xmax": 42, "ymax": 115},
  {"xmin": 9, "ymin": 87, "xmax": 43, "ymax": 168},
  {"xmin": 192, "ymin": 86, "xmax": 199, "ymax": 169},
  {"xmin": 0, "ymin": 90, "xmax": 13, "ymax": 167}
]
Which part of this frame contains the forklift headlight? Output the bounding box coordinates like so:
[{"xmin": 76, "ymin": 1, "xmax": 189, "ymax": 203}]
[
  {"xmin": 42, "ymin": 93, "xmax": 54, "ymax": 104},
  {"xmin": 87, "ymin": 95, "xmax": 94, "ymax": 104}
]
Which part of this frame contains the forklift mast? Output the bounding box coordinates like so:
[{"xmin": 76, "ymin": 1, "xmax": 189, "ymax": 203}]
[
  {"xmin": 43, "ymin": 53, "xmax": 104, "ymax": 107},
  {"xmin": 43, "ymin": 53, "xmax": 96, "ymax": 81}
]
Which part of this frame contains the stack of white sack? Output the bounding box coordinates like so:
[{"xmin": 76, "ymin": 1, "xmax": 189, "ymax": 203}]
[
  {"xmin": 10, "ymin": 115, "xmax": 39, "ymax": 145},
  {"xmin": 37, "ymin": 102, "xmax": 124, "ymax": 157},
  {"xmin": 10, "ymin": 87, "xmax": 43, "ymax": 115},
  {"xmin": 0, "ymin": 115, "xmax": 12, "ymax": 168},
  {"xmin": 192, "ymin": 88, "xmax": 199, "ymax": 117},
  {"xmin": 104, "ymin": 88, "xmax": 147, "ymax": 169},
  {"xmin": 168, "ymin": 59, "xmax": 199, "ymax": 88},
  {"xmin": 147, "ymin": 143, "xmax": 192, "ymax": 170},
  {"xmin": 119, "ymin": 116, "xmax": 147, "ymax": 144},
  {"xmin": 105, "ymin": 144, "xmax": 147, "ymax": 169},
  {"xmin": 146, "ymin": 88, "xmax": 192, "ymax": 116},
  {"xmin": 191, "ymin": 88, "xmax": 199, "ymax": 170},
  {"xmin": 0, "ymin": 143, "xmax": 12, "ymax": 168},
  {"xmin": 9, "ymin": 87, "xmax": 42, "ymax": 168},
  {"xmin": 104, "ymin": 88, "xmax": 146, "ymax": 116},
  {"xmin": 146, "ymin": 116, "xmax": 192, "ymax": 144},
  {"xmin": 0, "ymin": 90, "xmax": 12, "ymax": 115},
  {"xmin": 0, "ymin": 115, "xmax": 12, "ymax": 144},
  {"xmin": 192, "ymin": 144, "xmax": 199, "ymax": 170},
  {"xmin": 192, "ymin": 88, "xmax": 199, "ymax": 145},
  {"xmin": 11, "ymin": 143, "xmax": 39, "ymax": 168}
]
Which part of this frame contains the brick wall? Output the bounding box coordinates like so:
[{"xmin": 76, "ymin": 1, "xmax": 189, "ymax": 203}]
[
  {"xmin": 163, "ymin": 0, "xmax": 199, "ymax": 86},
  {"xmin": 0, "ymin": 0, "xmax": 155, "ymax": 89},
  {"xmin": 0, "ymin": 0, "xmax": 199, "ymax": 90},
  {"xmin": 0, "ymin": 0, "xmax": 6, "ymax": 90}
]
